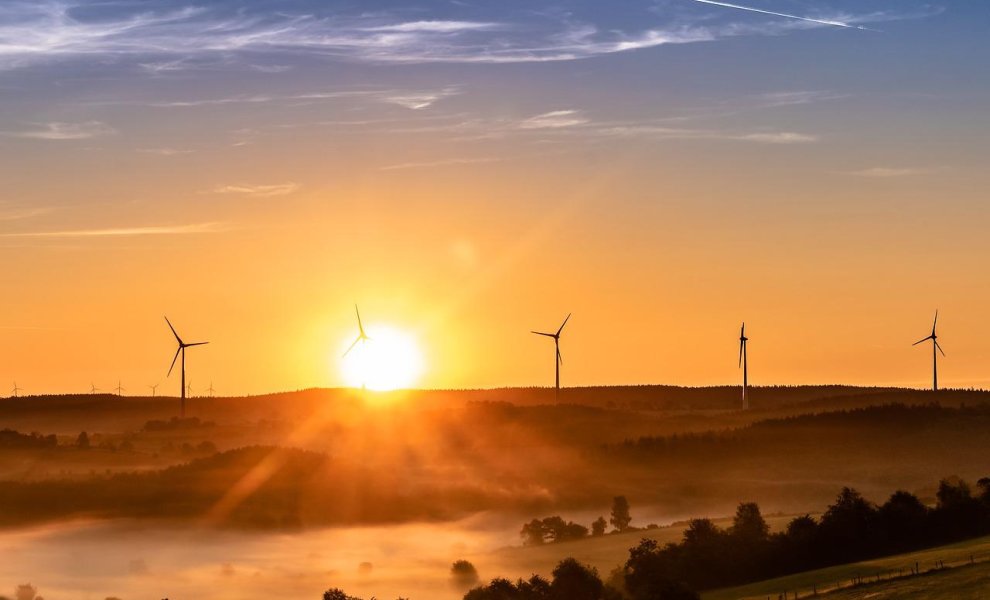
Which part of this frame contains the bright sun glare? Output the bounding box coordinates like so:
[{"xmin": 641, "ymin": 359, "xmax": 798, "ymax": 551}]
[{"xmin": 339, "ymin": 325, "xmax": 424, "ymax": 391}]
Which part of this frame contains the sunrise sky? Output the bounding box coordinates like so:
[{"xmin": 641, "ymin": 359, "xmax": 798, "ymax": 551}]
[{"xmin": 1, "ymin": 0, "xmax": 988, "ymax": 394}]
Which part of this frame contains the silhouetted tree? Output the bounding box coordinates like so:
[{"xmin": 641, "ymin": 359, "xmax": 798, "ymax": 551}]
[
  {"xmin": 521, "ymin": 519, "xmax": 546, "ymax": 545},
  {"xmin": 610, "ymin": 496, "xmax": 631, "ymax": 532},
  {"xmin": 451, "ymin": 560, "xmax": 480, "ymax": 590},
  {"xmin": 321, "ymin": 588, "xmax": 352, "ymax": 600},
  {"xmin": 592, "ymin": 516, "xmax": 607, "ymax": 537},
  {"xmin": 879, "ymin": 490, "xmax": 928, "ymax": 550},
  {"xmin": 15, "ymin": 585, "xmax": 37, "ymax": 600},
  {"xmin": 624, "ymin": 539, "xmax": 700, "ymax": 600},
  {"xmin": 549, "ymin": 558, "xmax": 604, "ymax": 600},
  {"xmin": 75, "ymin": 431, "xmax": 90, "ymax": 449},
  {"xmin": 729, "ymin": 502, "xmax": 769, "ymax": 542}
]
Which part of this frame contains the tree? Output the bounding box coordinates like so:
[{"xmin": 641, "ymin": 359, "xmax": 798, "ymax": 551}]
[
  {"xmin": 521, "ymin": 518, "xmax": 546, "ymax": 545},
  {"xmin": 936, "ymin": 477, "xmax": 973, "ymax": 510},
  {"xmin": 610, "ymin": 496, "xmax": 631, "ymax": 532},
  {"xmin": 451, "ymin": 560, "xmax": 480, "ymax": 590},
  {"xmin": 15, "ymin": 585, "xmax": 37, "ymax": 600},
  {"xmin": 322, "ymin": 589, "xmax": 350, "ymax": 600},
  {"xmin": 592, "ymin": 516, "xmax": 607, "ymax": 537},
  {"xmin": 75, "ymin": 431, "xmax": 90, "ymax": 449},
  {"xmin": 729, "ymin": 502, "xmax": 769, "ymax": 543},
  {"xmin": 549, "ymin": 558, "xmax": 604, "ymax": 600},
  {"xmin": 624, "ymin": 540, "xmax": 700, "ymax": 600}
]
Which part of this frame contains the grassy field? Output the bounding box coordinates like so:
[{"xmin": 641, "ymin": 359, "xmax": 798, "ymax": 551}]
[{"xmin": 704, "ymin": 535, "xmax": 990, "ymax": 600}]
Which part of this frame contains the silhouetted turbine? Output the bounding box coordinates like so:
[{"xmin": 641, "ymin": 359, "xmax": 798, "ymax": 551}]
[
  {"xmin": 165, "ymin": 316, "xmax": 209, "ymax": 418},
  {"xmin": 913, "ymin": 310, "xmax": 945, "ymax": 391},
  {"xmin": 10, "ymin": 382, "xmax": 20, "ymax": 398},
  {"xmin": 90, "ymin": 383, "xmax": 99, "ymax": 394},
  {"xmin": 531, "ymin": 313, "xmax": 571, "ymax": 402},
  {"xmin": 343, "ymin": 305, "xmax": 370, "ymax": 357},
  {"xmin": 206, "ymin": 382, "xmax": 215, "ymax": 398},
  {"xmin": 739, "ymin": 322, "xmax": 749, "ymax": 410},
  {"xmin": 114, "ymin": 380, "xmax": 125, "ymax": 396},
  {"xmin": 148, "ymin": 383, "xmax": 159, "ymax": 397}
]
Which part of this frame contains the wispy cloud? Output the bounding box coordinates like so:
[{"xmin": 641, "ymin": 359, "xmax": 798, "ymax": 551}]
[
  {"xmin": 380, "ymin": 157, "xmax": 500, "ymax": 171},
  {"xmin": 519, "ymin": 110, "xmax": 589, "ymax": 129},
  {"xmin": 734, "ymin": 132, "xmax": 818, "ymax": 144},
  {"xmin": 0, "ymin": 206, "xmax": 53, "ymax": 221},
  {"xmin": 0, "ymin": 1, "xmax": 906, "ymax": 69},
  {"xmin": 138, "ymin": 147, "xmax": 194, "ymax": 156},
  {"xmin": 690, "ymin": 0, "xmax": 876, "ymax": 31},
  {"xmin": 7, "ymin": 121, "xmax": 114, "ymax": 140},
  {"xmin": 212, "ymin": 183, "xmax": 300, "ymax": 197},
  {"xmin": 0, "ymin": 222, "xmax": 226, "ymax": 238},
  {"xmin": 847, "ymin": 167, "xmax": 930, "ymax": 178},
  {"xmin": 383, "ymin": 87, "xmax": 461, "ymax": 110}
]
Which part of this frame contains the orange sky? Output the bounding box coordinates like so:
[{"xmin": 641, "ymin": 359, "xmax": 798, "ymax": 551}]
[{"xmin": 1, "ymin": 1, "xmax": 988, "ymax": 395}]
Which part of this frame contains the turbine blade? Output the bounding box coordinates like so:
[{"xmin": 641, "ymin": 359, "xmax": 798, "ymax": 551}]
[
  {"xmin": 531, "ymin": 331, "xmax": 555, "ymax": 338},
  {"xmin": 556, "ymin": 313, "xmax": 572, "ymax": 336},
  {"xmin": 343, "ymin": 336, "xmax": 362, "ymax": 357},
  {"xmin": 557, "ymin": 346, "xmax": 563, "ymax": 365},
  {"xmin": 167, "ymin": 346, "xmax": 181, "ymax": 377},
  {"xmin": 164, "ymin": 316, "xmax": 183, "ymax": 345},
  {"xmin": 932, "ymin": 310, "xmax": 938, "ymax": 335},
  {"xmin": 738, "ymin": 340, "xmax": 744, "ymax": 368},
  {"xmin": 740, "ymin": 322, "xmax": 745, "ymax": 337},
  {"xmin": 355, "ymin": 305, "xmax": 366, "ymax": 337},
  {"xmin": 186, "ymin": 341, "xmax": 209, "ymax": 347},
  {"xmin": 913, "ymin": 336, "xmax": 933, "ymax": 346},
  {"xmin": 936, "ymin": 340, "xmax": 946, "ymax": 357}
]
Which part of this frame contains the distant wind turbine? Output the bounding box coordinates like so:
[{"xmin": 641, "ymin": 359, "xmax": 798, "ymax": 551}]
[
  {"xmin": 206, "ymin": 382, "xmax": 215, "ymax": 398},
  {"xmin": 165, "ymin": 316, "xmax": 209, "ymax": 418},
  {"xmin": 531, "ymin": 313, "xmax": 571, "ymax": 402},
  {"xmin": 913, "ymin": 310, "xmax": 945, "ymax": 391},
  {"xmin": 738, "ymin": 322, "xmax": 749, "ymax": 410},
  {"xmin": 90, "ymin": 383, "xmax": 100, "ymax": 394},
  {"xmin": 343, "ymin": 305, "xmax": 370, "ymax": 357},
  {"xmin": 148, "ymin": 383, "xmax": 159, "ymax": 397},
  {"xmin": 186, "ymin": 381, "xmax": 194, "ymax": 398},
  {"xmin": 10, "ymin": 382, "xmax": 21, "ymax": 398},
  {"xmin": 114, "ymin": 380, "xmax": 125, "ymax": 396}
]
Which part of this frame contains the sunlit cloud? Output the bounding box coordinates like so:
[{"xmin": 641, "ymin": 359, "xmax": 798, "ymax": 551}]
[
  {"xmin": 519, "ymin": 110, "xmax": 589, "ymax": 129},
  {"xmin": 137, "ymin": 148, "xmax": 194, "ymax": 156},
  {"xmin": 213, "ymin": 183, "xmax": 300, "ymax": 197},
  {"xmin": 0, "ymin": 222, "xmax": 227, "ymax": 238},
  {"xmin": 360, "ymin": 21, "xmax": 498, "ymax": 33},
  {"xmin": 734, "ymin": 132, "xmax": 818, "ymax": 144},
  {"xmin": 383, "ymin": 87, "xmax": 461, "ymax": 110},
  {"xmin": 8, "ymin": 121, "xmax": 115, "ymax": 140}
]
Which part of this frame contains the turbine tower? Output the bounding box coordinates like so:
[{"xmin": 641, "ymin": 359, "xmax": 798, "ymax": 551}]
[
  {"xmin": 148, "ymin": 383, "xmax": 159, "ymax": 397},
  {"xmin": 343, "ymin": 305, "xmax": 370, "ymax": 357},
  {"xmin": 913, "ymin": 310, "xmax": 945, "ymax": 391},
  {"xmin": 739, "ymin": 322, "xmax": 749, "ymax": 410},
  {"xmin": 165, "ymin": 316, "xmax": 209, "ymax": 418},
  {"xmin": 114, "ymin": 380, "xmax": 125, "ymax": 396},
  {"xmin": 531, "ymin": 313, "xmax": 571, "ymax": 402}
]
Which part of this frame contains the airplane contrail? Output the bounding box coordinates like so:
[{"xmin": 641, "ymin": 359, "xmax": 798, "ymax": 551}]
[{"xmin": 690, "ymin": 0, "xmax": 876, "ymax": 31}]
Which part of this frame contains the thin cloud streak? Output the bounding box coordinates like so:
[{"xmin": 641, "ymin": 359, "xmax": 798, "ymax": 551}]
[
  {"xmin": 690, "ymin": 0, "xmax": 877, "ymax": 31},
  {"xmin": 379, "ymin": 157, "xmax": 501, "ymax": 171},
  {"xmin": 213, "ymin": 183, "xmax": 300, "ymax": 197},
  {"xmin": 0, "ymin": 222, "xmax": 227, "ymax": 238},
  {"xmin": 847, "ymin": 167, "xmax": 930, "ymax": 177},
  {"xmin": 7, "ymin": 121, "xmax": 115, "ymax": 140}
]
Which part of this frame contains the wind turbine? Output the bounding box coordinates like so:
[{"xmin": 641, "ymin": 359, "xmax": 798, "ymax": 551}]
[
  {"xmin": 90, "ymin": 383, "xmax": 100, "ymax": 394},
  {"xmin": 186, "ymin": 381, "xmax": 194, "ymax": 398},
  {"xmin": 165, "ymin": 316, "xmax": 209, "ymax": 418},
  {"xmin": 148, "ymin": 383, "xmax": 159, "ymax": 397},
  {"xmin": 913, "ymin": 310, "xmax": 945, "ymax": 391},
  {"xmin": 738, "ymin": 322, "xmax": 749, "ymax": 410},
  {"xmin": 10, "ymin": 382, "xmax": 21, "ymax": 398},
  {"xmin": 206, "ymin": 382, "xmax": 215, "ymax": 398},
  {"xmin": 531, "ymin": 313, "xmax": 571, "ymax": 402},
  {"xmin": 343, "ymin": 305, "xmax": 370, "ymax": 357},
  {"xmin": 114, "ymin": 380, "xmax": 125, "ymax": 396}
]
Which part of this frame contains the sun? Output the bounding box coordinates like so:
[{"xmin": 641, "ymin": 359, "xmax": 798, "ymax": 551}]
[{"xmin": 339, "ymin": 324, "xmax": 424, "ymax": 391}]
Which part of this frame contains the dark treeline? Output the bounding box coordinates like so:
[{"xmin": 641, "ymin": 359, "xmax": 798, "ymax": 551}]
[
  {"xmin": 0, "ymin": 429, "xmax": 57, "ymax": 449},
  {"xmin": 611, "ymin": 402, "xmax": 990, "ymax": 459},
  {"xmin": 618, "ymin": 476, "xmax": 990, "ymax": 592}
]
